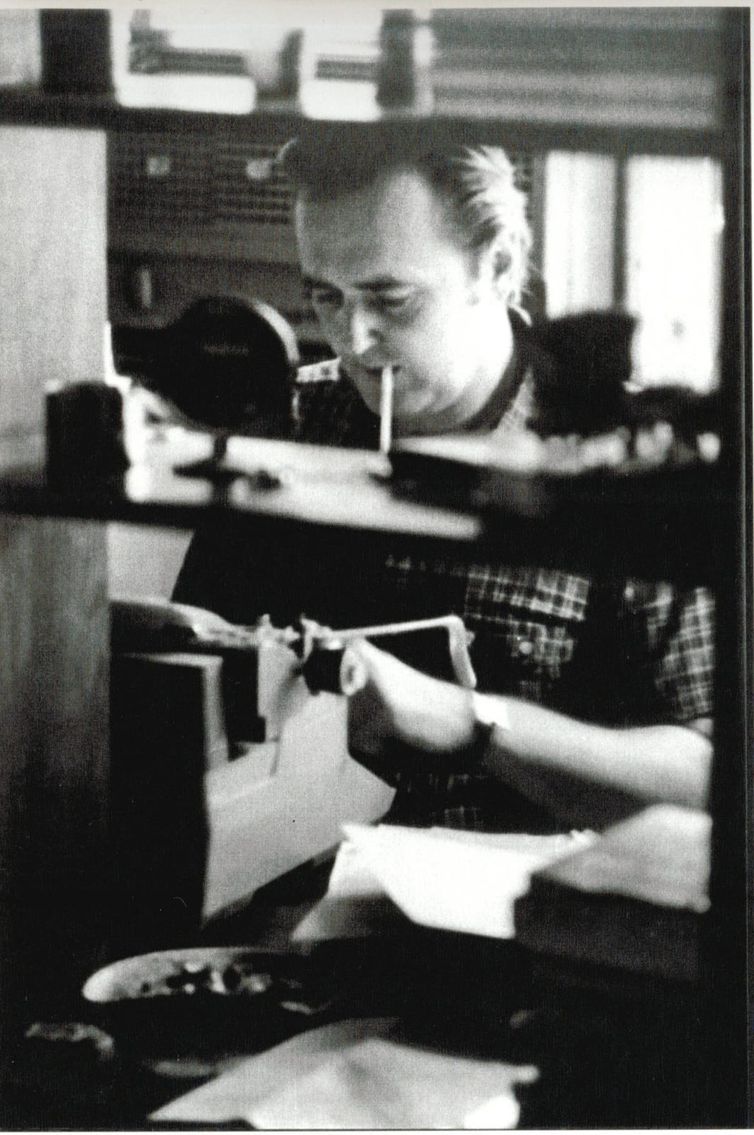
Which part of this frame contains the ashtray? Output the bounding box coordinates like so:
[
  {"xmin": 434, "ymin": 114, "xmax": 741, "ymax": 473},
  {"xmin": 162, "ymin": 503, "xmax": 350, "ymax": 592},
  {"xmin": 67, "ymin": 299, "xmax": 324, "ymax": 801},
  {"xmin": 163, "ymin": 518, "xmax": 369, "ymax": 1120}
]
[{"xmin": 81, "ymin": 946, "xmax": 336, "ymax": 1056}]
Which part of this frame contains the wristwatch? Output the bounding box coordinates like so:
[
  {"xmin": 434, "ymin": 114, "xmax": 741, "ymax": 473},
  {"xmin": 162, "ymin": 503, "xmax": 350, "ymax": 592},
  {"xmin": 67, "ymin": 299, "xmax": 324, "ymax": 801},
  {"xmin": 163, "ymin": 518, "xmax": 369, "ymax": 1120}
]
[{"xmin": 467, "ymin": 691, "xmax": 511, "ymax": 769}]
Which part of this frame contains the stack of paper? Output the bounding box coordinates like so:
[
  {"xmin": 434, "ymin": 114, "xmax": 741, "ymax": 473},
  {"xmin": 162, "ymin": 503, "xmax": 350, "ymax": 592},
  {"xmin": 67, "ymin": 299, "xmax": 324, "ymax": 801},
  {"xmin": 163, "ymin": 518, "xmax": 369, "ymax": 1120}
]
[
  {"xmin": 514, "ymin": 804, "xmax": 710, "ymax": 981},
  {"xmin": 294, "ymin": 823, "xmax": 594, "ymax": 942}
]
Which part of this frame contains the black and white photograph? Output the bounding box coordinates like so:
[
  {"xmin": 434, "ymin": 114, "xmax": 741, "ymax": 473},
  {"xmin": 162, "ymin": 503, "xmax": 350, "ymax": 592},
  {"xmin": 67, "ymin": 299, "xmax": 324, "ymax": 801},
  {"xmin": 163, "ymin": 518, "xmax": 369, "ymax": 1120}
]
[{"xmin": 0, "ymin": 4, "xmax": 750, "ymax": 1129}]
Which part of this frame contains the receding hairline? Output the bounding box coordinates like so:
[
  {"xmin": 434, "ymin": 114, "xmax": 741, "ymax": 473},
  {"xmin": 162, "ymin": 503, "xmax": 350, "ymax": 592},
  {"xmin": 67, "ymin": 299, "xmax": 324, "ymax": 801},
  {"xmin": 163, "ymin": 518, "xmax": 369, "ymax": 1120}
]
[
  {"xmin": 280, "ymin": 134, "xmax": 421, "ymax": 192},
  {"xmin": 294, "ymin": 157, "xmax": 434, "ymax": 203},
  {"xmin": 292, "ymin": 163, "xmax": 479, "ymax": 267},
  {"xmin": 280, "ymin": 136, "xmax": 495, "ymax": 203}
]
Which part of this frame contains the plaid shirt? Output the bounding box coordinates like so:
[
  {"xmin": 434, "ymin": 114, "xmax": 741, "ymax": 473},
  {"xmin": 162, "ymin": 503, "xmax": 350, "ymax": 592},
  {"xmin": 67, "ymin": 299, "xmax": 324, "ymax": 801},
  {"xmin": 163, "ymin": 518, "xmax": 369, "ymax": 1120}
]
[
  {"xmin": 175, "ymin": 336, "xmax": 714, "ymax": 832},
  {"xmin": 288, "ymin": 351, "xmax": 715, "ymax": 831}
]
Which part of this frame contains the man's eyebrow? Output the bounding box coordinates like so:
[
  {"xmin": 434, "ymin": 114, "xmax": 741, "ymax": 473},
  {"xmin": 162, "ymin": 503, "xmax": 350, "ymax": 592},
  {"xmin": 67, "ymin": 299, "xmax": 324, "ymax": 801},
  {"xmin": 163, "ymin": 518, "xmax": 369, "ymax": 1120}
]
[
  {"xmin": 301, "ymin": 274, "xmax": 336, "ymax": 292},
  {"xmin": 359, "ymin": 276, "xmax": 412, "ymax": 291},
  {"xmin": 302, "ymin": 274, "xmax": 412, "ymax": 292}
]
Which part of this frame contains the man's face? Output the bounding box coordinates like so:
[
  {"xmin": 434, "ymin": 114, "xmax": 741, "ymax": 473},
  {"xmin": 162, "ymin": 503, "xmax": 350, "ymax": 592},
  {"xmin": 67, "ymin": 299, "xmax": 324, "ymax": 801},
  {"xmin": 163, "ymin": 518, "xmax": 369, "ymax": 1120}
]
[{"xmin": 295, "ymin": 167, "xmax": 510, "ymax": 434}]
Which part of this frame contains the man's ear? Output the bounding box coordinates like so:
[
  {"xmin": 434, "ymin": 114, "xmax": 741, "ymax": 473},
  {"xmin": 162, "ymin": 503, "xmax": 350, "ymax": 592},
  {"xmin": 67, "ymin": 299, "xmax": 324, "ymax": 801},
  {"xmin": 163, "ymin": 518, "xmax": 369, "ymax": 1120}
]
[
  {"xmin": 476, "ymin": 239, "xmax": 513, "ymax": 299},
  {"xmin": 490, "ymin": 240, "xmax": 513, "ymax": 298}
]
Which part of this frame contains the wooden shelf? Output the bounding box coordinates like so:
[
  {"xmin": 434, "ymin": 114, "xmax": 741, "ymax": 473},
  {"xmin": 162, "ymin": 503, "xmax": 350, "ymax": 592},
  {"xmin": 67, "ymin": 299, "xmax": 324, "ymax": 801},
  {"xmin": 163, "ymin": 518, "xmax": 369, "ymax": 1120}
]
[
  {"xmin": 0, "ymin": 431, "xmax": 723, "ymax": 582},
  {"xmin": 0, "ymin": 86, "xmax": 727, "ymax": 159},
  {"xmin": 0, "ymin": 7, "xmax": 734, "ymax": 158},
  {"xmin": 0, "ymin": 431, "xmax": 480, "ymax": 540}
]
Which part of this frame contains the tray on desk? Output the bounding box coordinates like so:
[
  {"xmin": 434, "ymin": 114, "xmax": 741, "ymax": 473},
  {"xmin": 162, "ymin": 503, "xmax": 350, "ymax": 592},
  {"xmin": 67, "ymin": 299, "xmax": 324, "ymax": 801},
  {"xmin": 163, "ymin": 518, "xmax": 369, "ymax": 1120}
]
[
  {"xmin": 513, "ymin": 805, "xmax": 711, "ymax": 985},
  {"xmin": 81, "ymin": 945, "xmax": 339, "ymax": 1056}
]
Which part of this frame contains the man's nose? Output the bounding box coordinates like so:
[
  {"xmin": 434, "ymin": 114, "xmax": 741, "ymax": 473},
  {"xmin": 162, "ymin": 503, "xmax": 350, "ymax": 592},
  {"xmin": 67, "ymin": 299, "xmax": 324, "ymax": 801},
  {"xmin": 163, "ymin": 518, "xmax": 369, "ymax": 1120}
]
[{"xmin": 343, "ymin": 302, "xmax": 381, "ymax": 356}]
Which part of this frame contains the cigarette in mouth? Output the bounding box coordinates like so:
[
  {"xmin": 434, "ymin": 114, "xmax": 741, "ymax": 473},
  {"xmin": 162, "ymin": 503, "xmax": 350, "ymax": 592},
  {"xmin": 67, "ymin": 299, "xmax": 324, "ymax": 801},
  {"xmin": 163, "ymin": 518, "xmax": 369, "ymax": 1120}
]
[{"xmin": 379, "ymin": 365, "xmax": 393, "ymax": 454}]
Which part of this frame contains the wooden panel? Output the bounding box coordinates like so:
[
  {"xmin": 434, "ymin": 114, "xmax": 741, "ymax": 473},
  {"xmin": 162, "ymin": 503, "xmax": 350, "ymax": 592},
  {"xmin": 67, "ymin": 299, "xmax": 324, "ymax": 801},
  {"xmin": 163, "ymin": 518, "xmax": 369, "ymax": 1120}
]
[
  {"xmin": 0, "ymin": 127, "xmax": 110, "ymax": 1102},
  {"xmin": 0, "ymin": 126, "xmax": 106, "ymax": 434},
  {"xmin": 0, "ymin": 517, "xmax": 109, "ymax": 1028},
  {"xmin": 107, "ymin": 525, "xmax": 191, "ymax": 599}
]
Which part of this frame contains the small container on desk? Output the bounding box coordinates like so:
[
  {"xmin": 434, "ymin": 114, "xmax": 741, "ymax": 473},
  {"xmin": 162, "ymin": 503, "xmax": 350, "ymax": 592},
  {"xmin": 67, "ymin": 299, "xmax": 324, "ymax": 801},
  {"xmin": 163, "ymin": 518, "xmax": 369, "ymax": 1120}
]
[{"xmin": 45, "ymin": 380, "xmax": 130, "ymax": 484}]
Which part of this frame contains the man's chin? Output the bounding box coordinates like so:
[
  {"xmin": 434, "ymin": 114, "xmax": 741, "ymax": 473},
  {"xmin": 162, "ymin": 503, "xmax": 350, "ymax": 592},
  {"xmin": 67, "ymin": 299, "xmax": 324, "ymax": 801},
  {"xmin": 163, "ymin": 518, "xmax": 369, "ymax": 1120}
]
[{"xmin": 343, "ymin": 366, "xmax": 434, "ymax": 424}]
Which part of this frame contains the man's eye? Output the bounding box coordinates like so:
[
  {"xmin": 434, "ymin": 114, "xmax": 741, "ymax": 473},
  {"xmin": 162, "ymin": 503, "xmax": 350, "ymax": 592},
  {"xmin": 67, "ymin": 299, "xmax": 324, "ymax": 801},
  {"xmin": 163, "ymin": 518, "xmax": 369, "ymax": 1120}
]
[
  {"xmin": 375, "ymin": 293, "xmax": 413, "ymax": 314},
  {"xmin": 309, "ymin": 288, "xmax": 342, "ymax": 309}
]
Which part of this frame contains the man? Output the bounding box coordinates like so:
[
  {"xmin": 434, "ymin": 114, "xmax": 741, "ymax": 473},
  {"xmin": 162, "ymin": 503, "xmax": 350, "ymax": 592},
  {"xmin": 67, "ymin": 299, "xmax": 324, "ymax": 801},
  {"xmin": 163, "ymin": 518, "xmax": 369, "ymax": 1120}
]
[{"xmin": 174, "ymin": 136, "xmax": 714, "ymax": 832}]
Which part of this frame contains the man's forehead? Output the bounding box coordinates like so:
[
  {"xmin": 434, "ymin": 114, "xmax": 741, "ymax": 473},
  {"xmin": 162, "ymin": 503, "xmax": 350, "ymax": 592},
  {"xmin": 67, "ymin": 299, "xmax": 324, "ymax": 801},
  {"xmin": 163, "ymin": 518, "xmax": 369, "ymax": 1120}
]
[{"xmin": 294, "ymin": 169, "xmax": 463, "ymax": 278}]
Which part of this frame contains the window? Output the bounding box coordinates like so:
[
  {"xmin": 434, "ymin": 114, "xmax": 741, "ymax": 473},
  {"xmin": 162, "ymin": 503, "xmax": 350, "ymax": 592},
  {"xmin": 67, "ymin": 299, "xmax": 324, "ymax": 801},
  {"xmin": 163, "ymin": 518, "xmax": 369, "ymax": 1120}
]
[{"xmin": 543, "ymin": 151, "xmax": 723, "ymax": 390}]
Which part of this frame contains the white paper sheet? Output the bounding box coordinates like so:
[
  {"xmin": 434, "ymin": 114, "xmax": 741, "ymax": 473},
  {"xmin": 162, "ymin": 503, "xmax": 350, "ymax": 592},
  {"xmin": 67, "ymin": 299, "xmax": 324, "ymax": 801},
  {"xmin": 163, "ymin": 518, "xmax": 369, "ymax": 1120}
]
[
  {"xmin": 294, "ymin": 824, "xmax": 594, "ymax": 943},
  {"xmin": 150, "ymin": 1018, "xmax": 401, "ymax": 1124},
  {"xmin": 334, "ymin": 823, "xmax": 595, "ymax": 939},
  {"xmin": 248, "ymin": 1035, "xmax": 538, "ymax": 1130}
]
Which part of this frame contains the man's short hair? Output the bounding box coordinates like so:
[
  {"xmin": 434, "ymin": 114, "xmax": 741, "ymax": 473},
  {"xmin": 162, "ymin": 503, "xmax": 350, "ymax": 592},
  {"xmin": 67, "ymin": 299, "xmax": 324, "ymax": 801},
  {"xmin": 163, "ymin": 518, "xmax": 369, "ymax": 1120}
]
[{"xmin": 279, "ymin": 135, "xmax": 532, "ymax": 307}]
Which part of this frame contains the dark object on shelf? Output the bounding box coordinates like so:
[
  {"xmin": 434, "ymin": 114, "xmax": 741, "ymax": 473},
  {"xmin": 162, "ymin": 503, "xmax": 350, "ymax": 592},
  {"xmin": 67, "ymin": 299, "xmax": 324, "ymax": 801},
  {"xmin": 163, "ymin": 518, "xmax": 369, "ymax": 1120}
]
[
  {"xmin": 125, "ymin": 295, "xmax": 300, "ymax": 480},
  {"xmin": 136, "ymin": 296, "xmax": 299, "ymax": 433},
  {"xmin": 46, "ymin": 381, "xmax": 130, "ymax": 482},
  {"xmin": 377, "ymin": 9, "xmax": 434, "ymax": 112},
  {"xmin": 40, "ymin": 9, "xmax": 112, "ymax": 95}
]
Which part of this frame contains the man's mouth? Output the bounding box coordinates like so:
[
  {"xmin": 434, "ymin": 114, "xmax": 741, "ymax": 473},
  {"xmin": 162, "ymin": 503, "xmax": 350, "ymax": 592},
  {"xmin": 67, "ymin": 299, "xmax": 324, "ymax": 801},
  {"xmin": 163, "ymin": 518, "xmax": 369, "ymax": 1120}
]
[{"xmin": 358, "ymin": 364, "xmax": 400, "ymax": 383}]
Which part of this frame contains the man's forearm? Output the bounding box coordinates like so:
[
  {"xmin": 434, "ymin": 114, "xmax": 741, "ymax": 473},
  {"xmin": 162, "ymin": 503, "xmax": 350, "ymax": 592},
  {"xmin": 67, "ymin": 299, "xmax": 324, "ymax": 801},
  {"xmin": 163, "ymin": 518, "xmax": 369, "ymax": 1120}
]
[
  {"xmin": 480, "ymin": 697, "xmax": 713, "ymax": 826},
  {"xmin": 347, "ymin": 640, "xmax": 713, "ymax": 828}
]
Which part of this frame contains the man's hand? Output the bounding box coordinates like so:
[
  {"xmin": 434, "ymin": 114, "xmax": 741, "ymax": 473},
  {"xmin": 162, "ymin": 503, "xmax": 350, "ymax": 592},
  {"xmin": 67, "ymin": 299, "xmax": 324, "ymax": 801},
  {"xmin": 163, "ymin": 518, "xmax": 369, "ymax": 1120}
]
[{"xmin": 346, "ymin": 639, "xmax": 477, "ymax": 765}]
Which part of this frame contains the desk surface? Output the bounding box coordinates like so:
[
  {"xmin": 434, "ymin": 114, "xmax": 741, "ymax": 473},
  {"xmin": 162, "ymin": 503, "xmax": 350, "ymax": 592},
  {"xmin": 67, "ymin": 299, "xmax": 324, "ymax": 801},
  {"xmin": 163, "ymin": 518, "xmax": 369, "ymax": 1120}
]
[{"xmin": 4, "ymin": 819, "xmax": 725, "ymax": 1130}]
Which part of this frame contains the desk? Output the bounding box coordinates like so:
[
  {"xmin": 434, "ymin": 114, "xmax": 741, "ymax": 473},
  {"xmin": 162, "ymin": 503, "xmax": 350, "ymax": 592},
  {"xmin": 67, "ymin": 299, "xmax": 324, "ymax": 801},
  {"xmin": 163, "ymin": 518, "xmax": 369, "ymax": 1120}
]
[{"xmin": 5, "ymin": 814, "xmax": 716, "ymax": 1130}]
